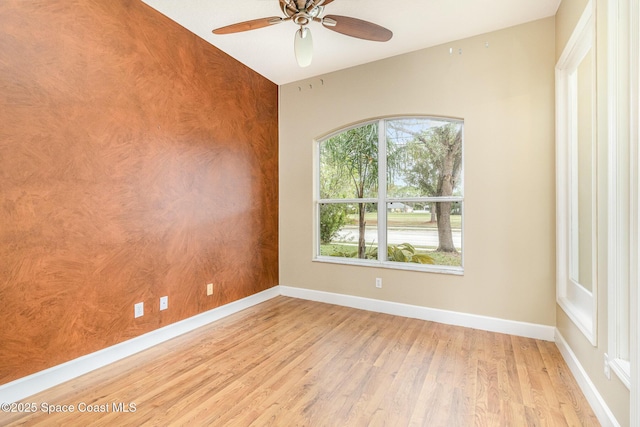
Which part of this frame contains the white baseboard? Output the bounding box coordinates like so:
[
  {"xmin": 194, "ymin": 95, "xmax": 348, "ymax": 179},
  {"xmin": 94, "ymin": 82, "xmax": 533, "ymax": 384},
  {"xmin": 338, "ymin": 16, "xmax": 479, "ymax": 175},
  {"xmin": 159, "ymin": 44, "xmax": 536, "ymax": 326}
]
[
  {"xmin": 0, "ymin": 285, "xmax": 560, "ymax": 404},
  {"xmin": 554, "ymin": 330, "xmax": 621, "ymax": 427},
  {"xmin": 0, "ymin": 286, "xmax": 280, "ymax": 404},
  {"xmin": 279, "ymin": 286, "xmax": 556, "ymax": 341}
]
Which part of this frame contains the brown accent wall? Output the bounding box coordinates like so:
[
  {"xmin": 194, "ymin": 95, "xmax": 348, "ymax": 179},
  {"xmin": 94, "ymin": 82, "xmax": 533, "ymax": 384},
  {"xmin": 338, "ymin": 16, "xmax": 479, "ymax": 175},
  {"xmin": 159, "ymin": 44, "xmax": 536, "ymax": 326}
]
[{"xmin": 0, "ymin": 0, "xmax": 278, "ymax": 385}]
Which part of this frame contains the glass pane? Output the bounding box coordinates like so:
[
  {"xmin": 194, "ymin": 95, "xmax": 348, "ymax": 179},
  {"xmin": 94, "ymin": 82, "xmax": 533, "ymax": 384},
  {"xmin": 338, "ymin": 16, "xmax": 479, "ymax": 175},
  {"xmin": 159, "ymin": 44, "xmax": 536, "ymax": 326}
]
[
  {"xmin": 319, "ymin": 203, "xmax": 378, "ymax": 259},
  {"xmin": 386, "ymin": 201, "xmax": 462, "ymax": 266},
  {"xmin": 319, "ymin": 123, "xmax": 379, "ymax": 199},
  {"xmin": 386, "ymin": 118, "xmax": 463, "ymax": 198},
  {"xmin": 569, "ymin": 49, "xmax": 594, "ymax": 291}
]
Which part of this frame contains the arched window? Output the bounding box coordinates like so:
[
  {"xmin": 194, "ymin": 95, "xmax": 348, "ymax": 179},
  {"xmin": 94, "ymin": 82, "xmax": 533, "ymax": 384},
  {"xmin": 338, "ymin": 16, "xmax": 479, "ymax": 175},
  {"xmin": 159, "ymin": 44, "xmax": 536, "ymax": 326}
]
[{"xmin": 315, "ymin": 117, "xmax": 464, "ymax": 273}]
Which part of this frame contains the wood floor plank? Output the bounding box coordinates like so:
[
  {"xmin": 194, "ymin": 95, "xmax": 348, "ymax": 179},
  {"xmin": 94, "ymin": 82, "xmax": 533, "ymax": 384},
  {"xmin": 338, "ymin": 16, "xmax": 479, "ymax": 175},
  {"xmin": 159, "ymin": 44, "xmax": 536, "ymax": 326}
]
[
  {"xmin": 537, "ymin": 340, "xmax": 600, "ymax": 426},
  {"xmin": 1, "ymin": 297, "xmax": 600, "ymax": 426}
]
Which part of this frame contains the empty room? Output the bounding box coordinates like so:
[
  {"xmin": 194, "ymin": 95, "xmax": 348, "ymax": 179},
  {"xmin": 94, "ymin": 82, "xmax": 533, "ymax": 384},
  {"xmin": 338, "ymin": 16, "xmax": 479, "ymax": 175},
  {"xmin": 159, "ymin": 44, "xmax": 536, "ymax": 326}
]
[{"xmin": 0, "ymin": 0, "xmax": 638, "ymax": 425}]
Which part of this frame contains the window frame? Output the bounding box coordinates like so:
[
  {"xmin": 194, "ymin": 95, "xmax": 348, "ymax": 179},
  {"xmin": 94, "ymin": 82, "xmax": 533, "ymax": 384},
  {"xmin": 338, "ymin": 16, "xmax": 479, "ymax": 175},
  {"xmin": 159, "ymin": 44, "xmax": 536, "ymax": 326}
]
[
  {"xmin": 607, "ymin": 0, "xmax": 633, "ymax": 389},
  {"xmin": 313, "ymin": 116, "xmax": 464, "ymax": 275},
  {"xmin": 555, "ymin": 0, "xmax": 598, "ymax": 346}
]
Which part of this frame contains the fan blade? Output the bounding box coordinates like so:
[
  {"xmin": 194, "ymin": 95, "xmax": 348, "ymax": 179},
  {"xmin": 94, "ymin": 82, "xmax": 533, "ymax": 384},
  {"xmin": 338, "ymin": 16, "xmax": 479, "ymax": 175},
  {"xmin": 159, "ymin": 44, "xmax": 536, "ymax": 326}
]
[
  {"xmin": 322, "ymin": 15, "xmax": 392, "ymax": 42},
  {"xmin": 213, "ymin": 17, "xmax": 283, "ymax": 35},
  {"xmin": 322, "ymin": 0, "xmax": 336, "ymax": 4}
]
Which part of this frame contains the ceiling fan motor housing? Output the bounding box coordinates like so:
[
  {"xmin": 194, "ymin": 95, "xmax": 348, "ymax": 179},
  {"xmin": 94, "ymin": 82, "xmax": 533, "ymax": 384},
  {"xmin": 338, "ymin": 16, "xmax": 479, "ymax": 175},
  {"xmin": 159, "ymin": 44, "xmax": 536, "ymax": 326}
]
[{"xmin": 284, "ymin": 2, "xmax": 324, "ymax": 27}]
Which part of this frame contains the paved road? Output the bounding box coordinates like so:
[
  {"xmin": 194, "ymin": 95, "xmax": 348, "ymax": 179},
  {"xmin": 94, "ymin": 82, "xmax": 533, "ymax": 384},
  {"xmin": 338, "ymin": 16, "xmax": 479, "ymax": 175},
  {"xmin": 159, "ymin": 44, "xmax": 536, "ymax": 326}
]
[{"xmin": 336, "ymin": 226, "xmax": 461, "ymax": 249}]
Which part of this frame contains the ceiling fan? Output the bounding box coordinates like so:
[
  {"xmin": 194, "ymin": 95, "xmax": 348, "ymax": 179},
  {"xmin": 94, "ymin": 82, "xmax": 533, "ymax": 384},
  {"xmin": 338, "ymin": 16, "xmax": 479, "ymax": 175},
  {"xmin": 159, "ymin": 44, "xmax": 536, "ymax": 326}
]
[{"xmin": 212, "ymin": 0, "xmax": 393, "ymax": 67}]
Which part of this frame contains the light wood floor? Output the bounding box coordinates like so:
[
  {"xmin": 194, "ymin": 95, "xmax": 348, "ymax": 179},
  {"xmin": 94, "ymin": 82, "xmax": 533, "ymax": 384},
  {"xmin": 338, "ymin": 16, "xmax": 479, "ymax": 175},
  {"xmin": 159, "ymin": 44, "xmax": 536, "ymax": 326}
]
[{"xmin": 2, "ymin": 296, "xmax": 599, "ymax": 426}]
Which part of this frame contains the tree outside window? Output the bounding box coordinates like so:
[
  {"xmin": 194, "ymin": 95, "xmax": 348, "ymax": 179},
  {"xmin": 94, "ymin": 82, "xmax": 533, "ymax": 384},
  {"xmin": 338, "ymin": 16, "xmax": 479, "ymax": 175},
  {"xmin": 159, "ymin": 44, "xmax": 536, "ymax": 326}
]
[{"xmin": 317, "ymin": 117, "xmax": 463, "ymax": 270}]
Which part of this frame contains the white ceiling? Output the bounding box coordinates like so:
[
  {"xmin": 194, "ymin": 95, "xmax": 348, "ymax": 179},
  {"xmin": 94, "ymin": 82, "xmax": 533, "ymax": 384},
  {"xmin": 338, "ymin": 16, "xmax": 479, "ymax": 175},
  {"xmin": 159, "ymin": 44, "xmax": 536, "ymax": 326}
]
[{"xmin": 141, "ymin": 0, "xmax": 560, "ymax": 85}]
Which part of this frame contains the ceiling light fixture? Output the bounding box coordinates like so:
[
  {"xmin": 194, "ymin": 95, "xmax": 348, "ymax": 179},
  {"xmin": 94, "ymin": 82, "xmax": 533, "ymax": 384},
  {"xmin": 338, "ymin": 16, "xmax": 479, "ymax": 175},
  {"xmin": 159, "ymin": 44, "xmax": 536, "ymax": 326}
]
[{"xmin": 294, "ymin": 26, "xmax": 313, "ymax": 67}]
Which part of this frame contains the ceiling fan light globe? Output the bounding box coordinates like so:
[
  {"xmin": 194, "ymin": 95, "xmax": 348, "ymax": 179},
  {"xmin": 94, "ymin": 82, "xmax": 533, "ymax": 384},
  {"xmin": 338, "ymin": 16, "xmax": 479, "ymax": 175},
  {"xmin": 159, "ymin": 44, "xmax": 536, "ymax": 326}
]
[{"xmin": 294, "ymin": 27, "xmax": 313, "ymax": 67}]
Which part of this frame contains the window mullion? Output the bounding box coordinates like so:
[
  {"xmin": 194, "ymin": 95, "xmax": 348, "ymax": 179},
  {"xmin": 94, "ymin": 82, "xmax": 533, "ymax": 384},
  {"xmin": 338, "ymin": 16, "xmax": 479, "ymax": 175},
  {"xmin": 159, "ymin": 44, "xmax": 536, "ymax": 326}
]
[
  {"xmin": 318, "ymin": 198, "xmax": 378, "ymax": 204},
  {"xmin": 378, "ymin": 119, "xmax": 387, "ymax": 262},
  {"xmin": 386, "ymin": 196, "xmax": 463, "ymax": 203}
]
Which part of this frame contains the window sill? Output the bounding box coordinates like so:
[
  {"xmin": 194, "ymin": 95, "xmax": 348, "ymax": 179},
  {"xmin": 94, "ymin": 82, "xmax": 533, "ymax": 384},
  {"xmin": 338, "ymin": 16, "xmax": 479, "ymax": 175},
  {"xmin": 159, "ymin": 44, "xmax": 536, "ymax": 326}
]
[{"xmin": 313, "ymin": 256, "xmax": 464, "ymax": 275}]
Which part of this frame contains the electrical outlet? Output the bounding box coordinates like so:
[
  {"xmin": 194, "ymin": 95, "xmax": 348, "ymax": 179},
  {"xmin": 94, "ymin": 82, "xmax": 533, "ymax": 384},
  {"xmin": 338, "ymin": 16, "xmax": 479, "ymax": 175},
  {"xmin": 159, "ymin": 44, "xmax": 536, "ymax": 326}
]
[
  {"xmin": 134, "ymin": 302, "xmax": 144, "ymax": 318},
  {"xmin": 375, "ymin": 278, "xmax": 382, "ymax": 288},
  {"xmin": 207, "ymin": 283, "xmax": 213, "ymax": 296},
  {"xmin": 160, "ymin": 296, "xmax": 168, "ymax": 311},
  {"xmin": 604, "ymin": 353, "xmax": 611, "ymax": 379}
]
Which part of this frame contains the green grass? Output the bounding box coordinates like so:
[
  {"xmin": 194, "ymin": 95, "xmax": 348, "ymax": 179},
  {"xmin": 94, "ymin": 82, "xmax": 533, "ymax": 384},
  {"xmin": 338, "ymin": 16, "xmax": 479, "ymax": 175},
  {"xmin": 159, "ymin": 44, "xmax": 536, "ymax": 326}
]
[
  {"xmin": 426, "ymin": 251, "xmax": 462, "ymax": 266},
  {"xmin": 319, "ymin": 243, "xmax": 462, "ymax": 267}
]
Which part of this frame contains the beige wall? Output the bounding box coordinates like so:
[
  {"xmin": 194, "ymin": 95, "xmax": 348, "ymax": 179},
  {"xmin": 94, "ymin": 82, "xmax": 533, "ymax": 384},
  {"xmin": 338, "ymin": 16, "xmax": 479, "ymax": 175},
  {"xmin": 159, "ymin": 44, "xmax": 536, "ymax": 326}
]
[
  {"xmin": 279, "ymin": 18, "xmax": 556, "ymax": 326},
  {"xmin": 555, "ymin": 0, "xmax": 631, "ymax": 424}
]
